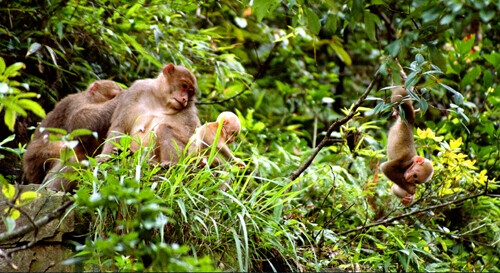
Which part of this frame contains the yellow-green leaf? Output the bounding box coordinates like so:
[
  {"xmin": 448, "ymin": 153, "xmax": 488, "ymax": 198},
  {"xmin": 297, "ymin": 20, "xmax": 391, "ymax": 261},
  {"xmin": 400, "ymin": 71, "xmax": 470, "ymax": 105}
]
[
  {"xmin": 7, "ymin": 208, "xmax": 21, "ymax": 220},
  {"xmin": 19, "ymin": 191, "xmax": 40, "ymax": 206},
  {"xmin": 2, "ymin": 184, "xmax": 16, "ymax": 199}
]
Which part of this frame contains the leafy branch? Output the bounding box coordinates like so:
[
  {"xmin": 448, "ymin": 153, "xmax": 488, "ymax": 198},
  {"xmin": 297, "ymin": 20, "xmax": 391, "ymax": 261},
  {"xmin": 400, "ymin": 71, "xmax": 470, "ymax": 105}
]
[
  {"xmin": 337, "ymin": 191, "xmax": 490, "ymax": 236},
  {"xmin": 289, "ymin": 71, "xmax": 382, "ymax": 181}
]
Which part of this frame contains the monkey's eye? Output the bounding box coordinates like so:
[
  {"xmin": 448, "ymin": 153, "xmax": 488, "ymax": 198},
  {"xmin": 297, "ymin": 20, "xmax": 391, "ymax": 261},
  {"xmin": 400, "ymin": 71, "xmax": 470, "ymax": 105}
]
[
  {"xmin": 413, "ymin": 174, "xmax": 418, "ymax": 178},
  {"xmin": 182, "ymin": 83, "xmax": 189, "ymax": 90}
]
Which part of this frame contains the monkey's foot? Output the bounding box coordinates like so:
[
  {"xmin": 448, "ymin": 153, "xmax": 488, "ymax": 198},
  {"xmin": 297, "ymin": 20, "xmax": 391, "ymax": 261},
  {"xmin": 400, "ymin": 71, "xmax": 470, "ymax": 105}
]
[
  {"xmin": 96, "ymin": 154, "xmax": 111, "ymax": 163},
  {"xmin": 235, "ymin": 160, "xmax": 246, "ymax": 169},
  {"xmin": 160, "ymin": 161, "xmax": 175, "ymax": 168},
  {"xmin": 401, "ymin": 194, "xmax": 414, "ymax": 205}
]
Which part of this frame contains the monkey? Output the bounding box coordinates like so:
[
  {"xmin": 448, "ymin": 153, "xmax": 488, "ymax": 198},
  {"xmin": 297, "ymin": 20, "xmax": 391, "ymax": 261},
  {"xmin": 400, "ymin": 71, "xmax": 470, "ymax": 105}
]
[
  {"xmin": 187, "ymin": 111, "xmax": 246, "ymax": 168},
  {"xmin": 100, "ymin": 63, "xmax": 200, "ymax": 166},
  {"xmin": 23, "ymin": 80, "xmax": 124, "ymax": 190},
  {"xmin": 380, "ymin": 86, "xmax": 434, "ymax": 205}
]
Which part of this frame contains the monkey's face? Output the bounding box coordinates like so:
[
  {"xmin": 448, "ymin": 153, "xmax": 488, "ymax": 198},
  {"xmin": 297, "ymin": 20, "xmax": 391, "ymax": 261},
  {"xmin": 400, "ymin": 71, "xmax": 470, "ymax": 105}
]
[
  {"xmin": 223, "ymin": 118, "xmax": 241, "ymax": 143},
  {"xmin": 404, "ymin": 157, "xmax": 434, "ymax": 184},
  {"xmin": 169, "ymin": 80, "xmax": 196, "ymax": 110},
  {"xmin": 163, "ymin": 64, "xmax": 197, "ymax": 111}
]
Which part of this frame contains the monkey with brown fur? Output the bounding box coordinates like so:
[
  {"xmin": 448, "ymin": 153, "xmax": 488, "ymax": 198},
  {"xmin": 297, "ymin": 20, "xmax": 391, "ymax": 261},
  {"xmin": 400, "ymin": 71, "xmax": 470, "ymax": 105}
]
[
  {"xmin": 188, "ymin": 111, "xmax": 246, "ymax": 168},
  {"xmin": 23, "ymin": 80, "xmax": 124, "ymax": 190},
  {"xmin": 100, "ymin": 63, "xmax": 200, "ymax": 166},
  {"xmin": 380, "ymin": 86, "xmax": 434, "ymax": 205}
]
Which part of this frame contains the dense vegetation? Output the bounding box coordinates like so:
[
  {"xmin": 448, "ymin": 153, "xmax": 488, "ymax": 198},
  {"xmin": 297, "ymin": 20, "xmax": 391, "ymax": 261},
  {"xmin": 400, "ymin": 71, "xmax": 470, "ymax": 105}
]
[{"xmin": 1, "ymin": 0, "xmax": 499, "ymax": 271}]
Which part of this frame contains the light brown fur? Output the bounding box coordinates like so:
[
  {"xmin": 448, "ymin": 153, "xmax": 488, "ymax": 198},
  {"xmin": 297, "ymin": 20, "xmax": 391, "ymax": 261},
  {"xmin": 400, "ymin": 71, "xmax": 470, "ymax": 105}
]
[
  {"xmin": 380, "ymin": 87, "xmax": 433, "ymax": 204},
  {"xmin": 188, "ymin": 111, "xmax": 245, "ymax": 167},
  {"xmin": 23, "ymin": 80, "xmax": 124, "ymax": 191},
  {"xmin": 100, "ymin": 64, "xmax": 200, "ymax": 166}
]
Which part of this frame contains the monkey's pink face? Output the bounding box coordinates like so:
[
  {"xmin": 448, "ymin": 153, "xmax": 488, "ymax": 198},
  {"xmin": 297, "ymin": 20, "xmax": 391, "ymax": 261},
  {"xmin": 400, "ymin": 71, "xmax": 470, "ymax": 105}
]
[
  {"xmin": 404, "ymin": 157, "xmax": 434, "ymax": 184},
  {"xmin": 169, "ymin": 80, "xmax": 196, "ymax": 110},
  {"xmin": 223, "ymin": 118, "xmax": 241, "ymax": 143}
]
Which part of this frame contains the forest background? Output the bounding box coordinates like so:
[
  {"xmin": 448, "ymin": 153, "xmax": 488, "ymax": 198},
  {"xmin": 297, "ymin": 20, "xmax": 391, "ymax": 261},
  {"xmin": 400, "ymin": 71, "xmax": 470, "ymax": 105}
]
[{"xmin": 0, "ymin": 0, "xmax": 499, "ymax": 271}]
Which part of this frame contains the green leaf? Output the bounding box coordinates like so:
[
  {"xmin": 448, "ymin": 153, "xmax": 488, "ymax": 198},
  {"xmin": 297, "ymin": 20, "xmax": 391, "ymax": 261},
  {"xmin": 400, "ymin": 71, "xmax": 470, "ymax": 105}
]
[
  {"xmin": 26, "ymin": 42, "xmax": 42, "ymax": 57},
  {"xmin": 430, "ymin": 46, "xmax": 446, "ymax": 71},
  {"xmin": 483, "ymin": 52, "xmax": 500, "ymax": 69},
  {"xmin": 4, "ymin": 62, "xmax": 25, "ymax": 78},
  {"xmin": 304, "ymin": 7, "xmax": 321, "ymax": 35},
  {"xmin": 415, "ymin": 54, "xmax": 425, "ymax": 65},
  {"xmin": 0, "ymin": 57, "xmax": 5, "ymax": 74},
  {"xmin": 483, "ymin": 69, "xmax": 493, "ymax": 87},
  {"xmin": 3, "ymin": 216, "xmax": 16, "ymax": 233},
  {"xmin": 0, "ymin": 134, "xmax": 15, "ymax": 146},
  {"xmin": 479, "ymin": 9, "xmax": 495, "ymax": 22},
  {"xmin": 364, "ymin": 12, "xmax": 379, "ymax": 41},
  {"xmin": 385, "ymin": 39, "xmax": 401, "ymax": 57},
  {"xmin": 122, "ymin": 34, "xmax": 162, "ymax": 68},
  {"xmin": 252, "ymin": 0, "xmax": 280, "ymax": 22},
  {"xmin": 19, "ymin": 191, "xmax": 40, "ymax": 206},
  {"xmin": 16, "ymin": 99, "xmax": 46, "ymax": 118},
  {"xmin": 458, "ymin": 36, "xmax": 474, "ymax": 57},
  {"xmin": 439, "ymin": 83, "xmax": 463, "ymax": 105},
  {"xmin": 330, "ymin": 39, "xmax": 352, "ymax": 66},
  {"xmin": 45, "ymin": 45, "xmax": 59, "ymax": 67},
  {"xmin": 41, "ymin": 127, "xmax": 68, "ymax": 135},
  {"xmin": 461, "ymin": 66, "xmax": 481, "ymax": 88},
  {"xmin": 324, "ymin": 14, "xmax": 338, "ymax": 34},
  {"xmin": 440, "ymin": 14, "xmax": 454, "ymax": 25},
  {"xmin": 69, "ymin": 128, "xmax": 94, "ymax": 139},
  {"xmin": 2, "ymin": 184, "xmax": 16, "ymax": 199},
  {"xmin": 4, "ymin": 108, "xmax": 16, "ymax": 131},
  {"xmin": 351, "ymin": 0, "xmax": 363, "ymax": 23}
]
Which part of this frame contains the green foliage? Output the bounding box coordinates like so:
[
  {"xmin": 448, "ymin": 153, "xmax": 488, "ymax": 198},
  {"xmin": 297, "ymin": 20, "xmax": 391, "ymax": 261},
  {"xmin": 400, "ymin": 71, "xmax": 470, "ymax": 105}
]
[
  {"xmin": 1, "ymin": 183, "xmax": 40, "ymax": 234},
  {"xmin": 66, "ymin": 137, "xmax": 306, "ymax": 271},
  {"xmin": 0, "ymin": 57, "xmax": 45, "ymax": 131},
  {"xmin": 1, "ymin": 0, "xmax": 499, "ymax": 271}
]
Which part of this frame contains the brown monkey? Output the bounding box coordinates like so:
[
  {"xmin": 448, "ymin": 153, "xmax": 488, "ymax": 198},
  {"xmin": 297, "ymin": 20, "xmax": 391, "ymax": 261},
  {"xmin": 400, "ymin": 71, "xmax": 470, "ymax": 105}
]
[
  {"xmin": 23, "ymin": 80, "xmax": 124, "ymax": 190},
  {"xmin": 188, "ymin": 111, "xmax": 245, "ymax": 167},
  {"xmin": 380, "ymin": 87, "xmax": 434, "ymax": 205},
  {"xmin": 100, "ymin": 63, "xmax": 200, "ymax": 166}
]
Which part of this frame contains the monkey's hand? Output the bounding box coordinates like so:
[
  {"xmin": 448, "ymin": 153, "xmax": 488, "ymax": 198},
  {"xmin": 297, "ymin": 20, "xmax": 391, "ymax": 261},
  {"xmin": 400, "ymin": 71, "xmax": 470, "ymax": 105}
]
[
  {"xmin": 96, "ymin": 154, "xmax": 111, "ymax": 163},
  {"xmin": 401, "ymin": 194, "xmax": 414, "ymax": 205},
  {"xmin": 234, "ymin": 158, "xmax": 246, "ymax": 169}
]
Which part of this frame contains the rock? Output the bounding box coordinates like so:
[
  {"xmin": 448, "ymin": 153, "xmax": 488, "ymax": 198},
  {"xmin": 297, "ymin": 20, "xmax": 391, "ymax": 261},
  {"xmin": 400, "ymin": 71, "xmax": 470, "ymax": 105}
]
[{"xmin": 0, "ymin": 184, "xmax": 88, "ymax": 272}]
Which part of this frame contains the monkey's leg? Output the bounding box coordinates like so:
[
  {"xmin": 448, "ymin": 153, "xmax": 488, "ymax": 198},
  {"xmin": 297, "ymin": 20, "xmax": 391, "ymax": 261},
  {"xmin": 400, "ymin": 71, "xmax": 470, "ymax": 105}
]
[{"xmin": 156, "ymin": 124, "xmax": 182, "ymax": 166}]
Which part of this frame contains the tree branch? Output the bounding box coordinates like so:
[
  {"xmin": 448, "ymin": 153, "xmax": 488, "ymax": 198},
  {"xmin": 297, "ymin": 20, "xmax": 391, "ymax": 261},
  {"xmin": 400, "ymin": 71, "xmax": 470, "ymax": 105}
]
[
  {"xmin": 337, "ymin": 192, "xmax": 486, "ymax": 236},
  {"xmin": 0, "ymin": 200, "xmax": 74, "ymax": 243},
  {"xmin": 289, "ymin": 72, "xmax": 381, "ymax": 181}
]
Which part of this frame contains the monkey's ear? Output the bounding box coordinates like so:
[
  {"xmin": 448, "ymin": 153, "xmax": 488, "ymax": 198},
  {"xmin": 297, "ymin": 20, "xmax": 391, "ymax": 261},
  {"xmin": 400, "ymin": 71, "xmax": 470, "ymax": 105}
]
[
  {"xmin": 163, "ymin": 63, "xmax": 175, "ymax": 74},
  {"xmin": 89, "ymin": 82, "xmax": 100, "ymax": 94},
  {"xmin": 415, "ymin": 156, "xmax": 424, "ymax": 163}
]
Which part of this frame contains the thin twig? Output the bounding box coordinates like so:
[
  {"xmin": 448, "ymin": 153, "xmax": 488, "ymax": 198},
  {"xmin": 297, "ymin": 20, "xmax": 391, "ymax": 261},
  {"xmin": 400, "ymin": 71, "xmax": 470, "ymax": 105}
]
[
  {"xmin": 337, "ymin": 192, "xmax": 485, "ymax": 236},
  {"xmin": 196, "ymin": 87, "xmax": 250, "ymax": 105},
  {"xmin": 394, "ymin": 57, "xmax": 407, "ymax": 81},
  {"xmin": 0, "ymin": 200, "xmax": 74, "ymax": 242},
  {"xmin": 289, "ymin": 72, "xmax": 381, "ymax": 181}
]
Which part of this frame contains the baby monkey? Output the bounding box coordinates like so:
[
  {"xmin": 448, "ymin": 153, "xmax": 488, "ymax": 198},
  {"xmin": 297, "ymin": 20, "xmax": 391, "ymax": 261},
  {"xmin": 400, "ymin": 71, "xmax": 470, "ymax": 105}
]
[
  {"xmin": 381, "ymin": 87, "xmax": 434, "ymax": 205},
  {"xmin": 188, "ymin": 111, "xmax": 245, "ymax": 168}
]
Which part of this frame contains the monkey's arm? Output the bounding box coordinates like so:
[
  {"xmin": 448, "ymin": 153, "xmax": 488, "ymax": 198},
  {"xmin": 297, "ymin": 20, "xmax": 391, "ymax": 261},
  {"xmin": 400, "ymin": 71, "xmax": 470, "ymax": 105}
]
[
  {"xmin": 216, "ymin": 142, "xmax": 238, "ymax": 161},
  {"xmin": 381, "ymin": 159, "xmax": 416, "ymax": 195}
]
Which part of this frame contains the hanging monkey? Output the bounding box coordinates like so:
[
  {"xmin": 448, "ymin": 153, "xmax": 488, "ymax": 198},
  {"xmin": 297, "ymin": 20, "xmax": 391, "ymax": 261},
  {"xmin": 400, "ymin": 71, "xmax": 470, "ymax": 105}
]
[{"xmin": 380, "ymin": 87, "xmax": 434, "ymax": 205}]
